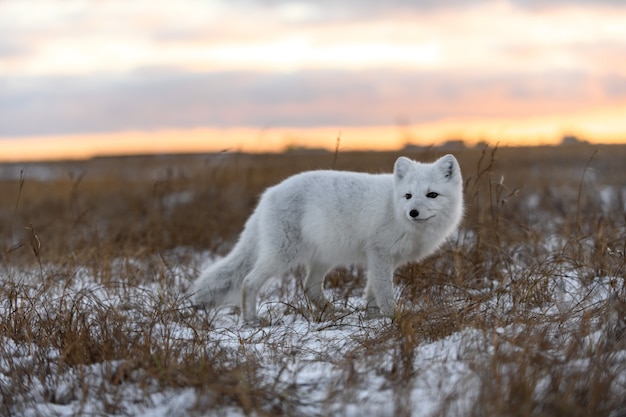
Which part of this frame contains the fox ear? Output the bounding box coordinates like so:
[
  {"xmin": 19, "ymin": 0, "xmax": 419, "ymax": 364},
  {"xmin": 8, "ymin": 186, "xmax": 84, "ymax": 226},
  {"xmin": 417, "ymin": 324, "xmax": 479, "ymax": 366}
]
[
  {"xmin": 394, "ymin": 157, "xmax": 413, "ymax": 180},
  {"xmin": 436, "ymin": 154, "xmax": 459, "ymax": 181}
]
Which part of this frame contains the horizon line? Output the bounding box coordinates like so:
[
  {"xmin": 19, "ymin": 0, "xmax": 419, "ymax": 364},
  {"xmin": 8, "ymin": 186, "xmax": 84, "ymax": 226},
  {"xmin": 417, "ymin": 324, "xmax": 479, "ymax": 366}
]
[{"xmin": 0, "ymin": 133, "xmax": 617, "ymax": 164}]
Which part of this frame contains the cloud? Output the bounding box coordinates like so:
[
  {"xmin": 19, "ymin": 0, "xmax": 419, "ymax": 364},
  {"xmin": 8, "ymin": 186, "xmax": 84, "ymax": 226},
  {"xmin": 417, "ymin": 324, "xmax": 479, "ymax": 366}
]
[
  {"xmin": 3, "ymin": 0, "xmax": 626, "ymax": 77},
  {"xmin": 2, "ymin": 0, "xmax": 626, "ymax": 141},
  {"xmin": 0, "ymin": 33, "xmax": 31, "ymax": 60},
  {"xmin": 508, "ymin": 0, "xmax": 626, "ymax": 9},
  {"xmin": 230, "ymin": 0, "xmax": 626, "ymax": 15},
  {"xmin": 2, "ymin": 69, "xmax": 625, "ymax": 137},
  {"xmin": 602, "ymin": 74, "xmax": 626, "ymax": 99},
  {"xmin": 111, "ymin": 0, "xmax": 626, "ymax": 66}
]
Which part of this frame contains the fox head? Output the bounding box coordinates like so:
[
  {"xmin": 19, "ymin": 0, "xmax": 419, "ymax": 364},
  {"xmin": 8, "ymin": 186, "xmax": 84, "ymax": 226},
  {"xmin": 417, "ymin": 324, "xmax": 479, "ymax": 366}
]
[{"xmin": 393, "ymin": 154, "xmax": 464, "ymax": 229}]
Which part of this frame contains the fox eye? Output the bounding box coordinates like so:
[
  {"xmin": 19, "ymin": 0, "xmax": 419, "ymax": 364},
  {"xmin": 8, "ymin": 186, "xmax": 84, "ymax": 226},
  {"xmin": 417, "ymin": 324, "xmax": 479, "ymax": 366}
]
[
  {"xmin": 405, "ymin": 193, "xmax": 412, "ymax": 200},
  {"xmin": 426, "ymin": 192, "xmax": 439, "ymax": 198}
]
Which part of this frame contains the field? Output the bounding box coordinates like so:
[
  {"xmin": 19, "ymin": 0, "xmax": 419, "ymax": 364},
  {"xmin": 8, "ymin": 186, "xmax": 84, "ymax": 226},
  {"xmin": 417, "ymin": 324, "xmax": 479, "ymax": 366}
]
[{"xmin": 1, "ymin": 144, "xmax": 625, "ymax": 416}]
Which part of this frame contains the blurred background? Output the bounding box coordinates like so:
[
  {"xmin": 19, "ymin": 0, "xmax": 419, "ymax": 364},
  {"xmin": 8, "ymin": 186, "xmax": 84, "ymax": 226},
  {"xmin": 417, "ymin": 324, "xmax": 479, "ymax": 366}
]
[{"xmin": 1, "ymin": 0, "xmax": 626, "ymax": 161}]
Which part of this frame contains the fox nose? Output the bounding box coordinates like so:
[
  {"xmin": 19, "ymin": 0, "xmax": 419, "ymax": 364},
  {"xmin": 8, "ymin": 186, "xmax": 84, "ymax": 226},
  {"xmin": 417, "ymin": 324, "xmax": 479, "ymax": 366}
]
[{"xmin": 409, "ymin": 209, "xmax": 419, "ymax": 218}]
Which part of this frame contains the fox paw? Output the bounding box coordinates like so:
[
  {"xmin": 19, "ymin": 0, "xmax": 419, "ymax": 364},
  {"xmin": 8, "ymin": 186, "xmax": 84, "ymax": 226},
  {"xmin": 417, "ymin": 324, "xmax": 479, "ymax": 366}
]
[
  {"xmin": 242, "ymin": 316, "xmax": 270, "ymax": 328},
  {"xmin": 312, "ymin": 303, "xmax": 339, "ymax": 322},
  {"xmin": 364, "ymin": 306, "xmax": 381, "ymax": 319}
]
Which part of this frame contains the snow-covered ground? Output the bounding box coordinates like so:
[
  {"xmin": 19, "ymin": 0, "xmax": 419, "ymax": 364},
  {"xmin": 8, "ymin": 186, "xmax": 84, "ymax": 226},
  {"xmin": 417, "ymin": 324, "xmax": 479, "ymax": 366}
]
[{"xmin": 1, "ymin": 246, "xmax": 624, "ymax": 417}]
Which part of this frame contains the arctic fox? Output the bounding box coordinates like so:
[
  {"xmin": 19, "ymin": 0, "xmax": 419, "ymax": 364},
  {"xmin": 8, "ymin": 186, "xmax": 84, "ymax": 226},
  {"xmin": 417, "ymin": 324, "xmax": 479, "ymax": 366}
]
[{"xmin": 192, "ymin": 154, "xmax": 464, "ymax": 324}]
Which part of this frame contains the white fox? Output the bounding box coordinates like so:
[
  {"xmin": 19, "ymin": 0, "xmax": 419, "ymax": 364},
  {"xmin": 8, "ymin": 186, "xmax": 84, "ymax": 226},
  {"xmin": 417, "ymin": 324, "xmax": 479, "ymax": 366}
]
[{"xmin": 192, "ymin": 154, "xmax": 464, "ymax": 324}]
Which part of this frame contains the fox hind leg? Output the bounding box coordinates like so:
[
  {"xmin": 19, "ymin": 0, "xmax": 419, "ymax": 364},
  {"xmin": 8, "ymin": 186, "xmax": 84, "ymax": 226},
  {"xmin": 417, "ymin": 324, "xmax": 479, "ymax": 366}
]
[
  {"xmin": 241, "ymin": 264, "xmax": 276, "ymax": 325},
  {"xmin": 304, "ymin": 263, "xmax": 333, "ymax": 318}
]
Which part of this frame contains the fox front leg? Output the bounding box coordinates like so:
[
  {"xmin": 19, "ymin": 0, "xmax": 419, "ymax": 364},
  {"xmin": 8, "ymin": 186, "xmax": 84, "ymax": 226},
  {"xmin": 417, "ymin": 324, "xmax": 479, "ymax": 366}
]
[{"xmin": 365, "ymin": 255, "xmax": 396, "ymax": 318}]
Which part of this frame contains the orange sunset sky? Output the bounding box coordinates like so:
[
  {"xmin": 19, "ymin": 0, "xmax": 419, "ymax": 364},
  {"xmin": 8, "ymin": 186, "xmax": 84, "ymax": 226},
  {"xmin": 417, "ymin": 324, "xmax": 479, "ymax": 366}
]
[{"xmin": 1, "ymin": 0, "xmax": 626, "ymax": 162}]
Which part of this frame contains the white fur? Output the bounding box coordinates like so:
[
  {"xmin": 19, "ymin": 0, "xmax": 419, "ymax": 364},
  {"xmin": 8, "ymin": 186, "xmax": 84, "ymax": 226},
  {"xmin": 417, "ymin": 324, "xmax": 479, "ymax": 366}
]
[{"xmin": 191, "ymin": 154, "xmax": 464, "ymax": 324}]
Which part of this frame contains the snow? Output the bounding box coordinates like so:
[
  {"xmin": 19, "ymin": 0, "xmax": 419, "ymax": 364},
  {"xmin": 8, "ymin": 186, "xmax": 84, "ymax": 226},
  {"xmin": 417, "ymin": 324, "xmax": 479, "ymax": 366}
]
[{"xmin": 1, "ymin": 248, "xmax": 624, "ymax": 417}]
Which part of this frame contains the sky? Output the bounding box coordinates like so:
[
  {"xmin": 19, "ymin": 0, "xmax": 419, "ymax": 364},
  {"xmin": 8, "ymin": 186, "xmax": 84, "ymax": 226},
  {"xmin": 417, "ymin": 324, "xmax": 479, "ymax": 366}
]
[{"xmin": 1, "ymin": 0, "xmax": 626, "ymax": 161}]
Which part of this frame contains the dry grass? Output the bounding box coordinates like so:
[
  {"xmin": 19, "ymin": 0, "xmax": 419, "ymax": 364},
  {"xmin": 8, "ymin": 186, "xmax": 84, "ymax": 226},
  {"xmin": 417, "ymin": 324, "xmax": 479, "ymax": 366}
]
[{"xmin": 1, "ymin": 145, "xmax": 625, "ymax": 416}]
